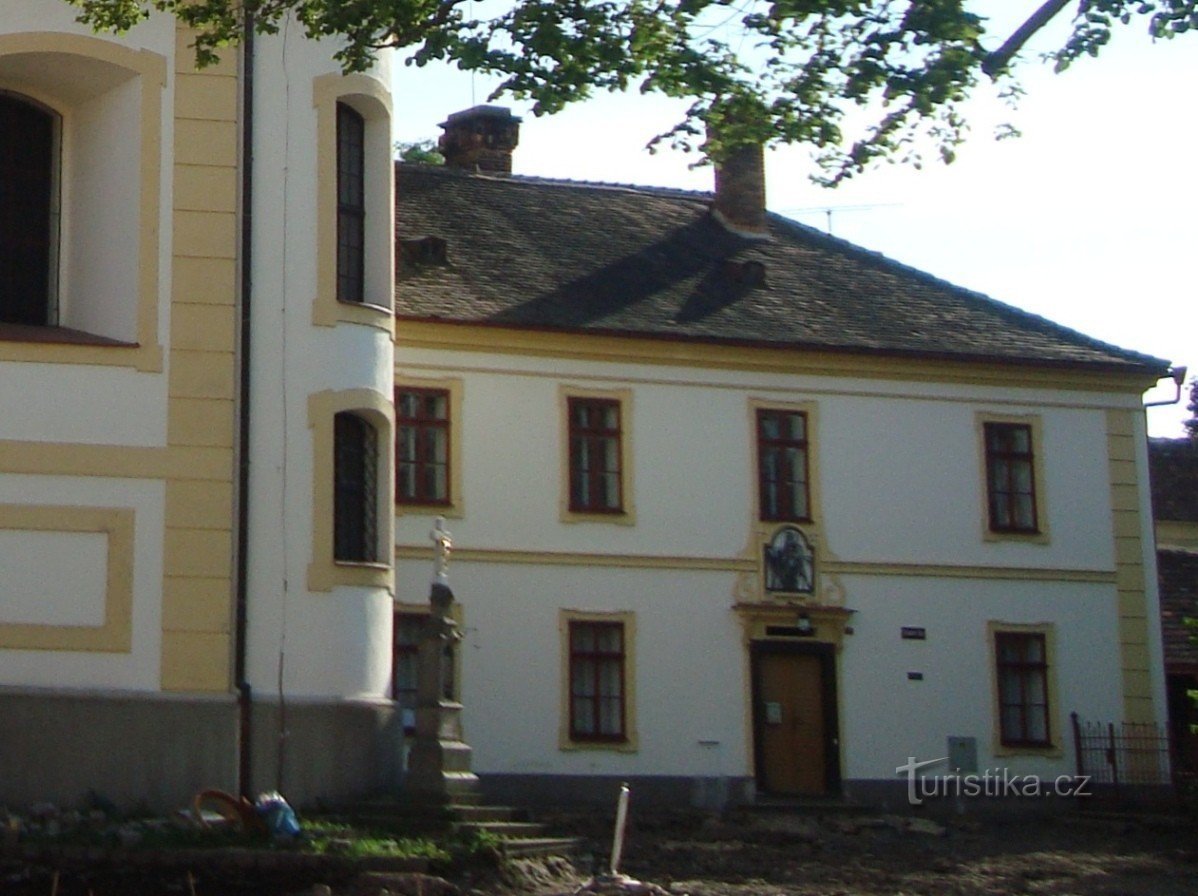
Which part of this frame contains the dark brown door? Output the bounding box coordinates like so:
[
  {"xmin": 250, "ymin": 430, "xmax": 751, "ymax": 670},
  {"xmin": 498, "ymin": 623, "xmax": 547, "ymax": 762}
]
[{"xmin": 753, "ymin": 646, "xmax": 836, "ymax": 795}]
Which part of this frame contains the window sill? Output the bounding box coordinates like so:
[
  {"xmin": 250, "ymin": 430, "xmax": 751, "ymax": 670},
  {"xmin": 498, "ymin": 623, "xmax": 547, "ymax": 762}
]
[
  {"xmin": 0, "ymin": 322, "xmax": 135, "ymax": 347},
  {"xmin": 562, "ymin": 508, "xmax": 636, "ymax": 526},
  {"xmin": 994, "ymin": 742, "xmax": 1062, "ymax": 759},
  {"xmin": 559, "ymin": 737, "xmax": 638, "ymax": 753},
  {"xmin": 984, "ymin": 528, "xmax": 1050, "ymax": 545},
  {"xmin": 333, "ymin": 560, "xmax": 392, "ymax": 571},
  {"xmin": 337, "ymin": 298, "xmax": 393, "ymax": 315},
  {"xmin": 0, "ymin": 323, "xmax": 161, "ymax": 371}
]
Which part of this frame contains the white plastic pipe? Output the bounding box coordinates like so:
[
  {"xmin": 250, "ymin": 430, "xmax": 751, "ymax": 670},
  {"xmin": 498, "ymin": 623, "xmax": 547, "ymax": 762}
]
[{"xmin": 609, "ymin": 783, "xmax": 630, "ymax": 876}]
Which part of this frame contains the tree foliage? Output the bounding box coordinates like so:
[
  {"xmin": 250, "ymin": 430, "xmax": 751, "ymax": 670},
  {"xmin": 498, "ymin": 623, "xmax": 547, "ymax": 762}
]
[
  {"xmin": 396, "ymin": 140, "xmax": 446, "ymax": 165},
  {"xmin": 64, "ymin": 0, "xmax": 1197, "ymax": 181}
]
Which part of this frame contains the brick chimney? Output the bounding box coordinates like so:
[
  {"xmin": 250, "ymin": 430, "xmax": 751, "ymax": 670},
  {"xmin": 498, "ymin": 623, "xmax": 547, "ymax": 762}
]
[
  {"xmin": 711, "ymin": 142, "xmax": 768, "ymax": 238},
  {"xmin": 438, "ymin": 105, "xmax": 521, "ymax": 174}
]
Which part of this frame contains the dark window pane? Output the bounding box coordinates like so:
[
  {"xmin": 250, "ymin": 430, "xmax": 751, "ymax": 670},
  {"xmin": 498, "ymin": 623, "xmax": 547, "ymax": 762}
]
[
  {"xmin": 395, "ymin": 388, "xmax": 451, "ymax": 504},
  {"xmin": 334, "ymin": 412, "xmax": 377, "ymax": 562},
  {"xmin": 0, "ymin": 94, "xmax": 55, "ymax": 325},
  {"xmin": 995, "ymin": 632, "xmax": 1050, "ymax": 747},
  {"xmin": 567, "ymin": 398, "xmax": 623, "ymax": 513},
  {"xmin": 336, "ymin": 103, "xmax": 366, "ymax": 303},
  {"xmin": 757, "ymin": 409, "xmax": 811, "ymax": 522},
  {"xmin": 568, "ymin": 620, "xmax": 626, "ymax": 741},
  {"xmin": 984, "ymin": 422, "xmax": 1038, "ymax": 533}
]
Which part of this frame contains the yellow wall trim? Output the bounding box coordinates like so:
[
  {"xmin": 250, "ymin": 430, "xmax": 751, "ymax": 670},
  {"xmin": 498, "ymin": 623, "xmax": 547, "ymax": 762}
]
[
  {"xmin": 308, "ymin": 388, "xmax": 396, "ymax": 593},
  {"xmin": 394, "ymin": 374, "xmax": 465, "ymax": 519},
  {"xmin": 975, "ymin": 411, "xmax": 1051, "ymax": 545},
  {"xmin": 395, "ymin": 544, "xmax": 755, "ymax": 572},
  {"xmin": 159, "ymin": 24, "xmax": 239, "ymax": 694},
  {"xmin": 987, "ymin": 621, "xmax": 1063, "ymax": 758},
  {"xmin": 311, "ymin": 72, "xmax": 394, "ymax": 333},
  {"xmin": 0, "ymin": 440, "xmax": 232, "ymax": 481},
  {"xmin": 393, "ymin": 543, "xmax": 1113, "ymax": 583},
  {"xmin": 558, "ymin": 608, "xmax": 638, "ymax": 753},
  {"xmin": 825, "ymin": 561, "xmax": 1113, "ymax": 584},
  {"xmin": 1156, "ymin": 520, "xmax": 1198, "ymax": 552},
  {"xmin": 1105, "ymin": 408, "xmax": 1154, "ymax": 723},
  {"xmin": 0, "ymin": 505, "xmax": 134, "ymax": 653},
  {"xmin": 558, "ymin": 385, "xmax": 636, "ymax": 525},
  {"xmin": 397, "ymin": 321, "xmax": 1159, "ymax": 394},
  {"xmin": 0, "ymin": 31, "xmax": 166, "ymax": 371}
]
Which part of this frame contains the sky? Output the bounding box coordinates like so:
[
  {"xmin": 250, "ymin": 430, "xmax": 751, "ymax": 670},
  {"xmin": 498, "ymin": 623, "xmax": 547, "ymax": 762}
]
[{"xmin": 390, "ymin": 6, "xmax": 1196, "ymax": 438}]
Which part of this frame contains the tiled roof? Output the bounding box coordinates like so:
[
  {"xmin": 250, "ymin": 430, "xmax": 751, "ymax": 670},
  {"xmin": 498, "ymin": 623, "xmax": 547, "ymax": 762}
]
[
  {"xmin": 1149, "ymin": 438, "xmax": 1198, "ymax": 523},
  {"xmin": 1159, "ymin": 550, "xmax": 1198, "ymax": 669},
  {"xmin": 394, "ymin": 164, "xmax": 1168, "ymax": 374}
]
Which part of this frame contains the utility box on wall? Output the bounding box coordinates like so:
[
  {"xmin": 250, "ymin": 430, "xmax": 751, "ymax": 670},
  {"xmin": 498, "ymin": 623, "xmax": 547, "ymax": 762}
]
[{"xmin": 947, "ymin": 736, "xmax": 978, "ymax": 774}]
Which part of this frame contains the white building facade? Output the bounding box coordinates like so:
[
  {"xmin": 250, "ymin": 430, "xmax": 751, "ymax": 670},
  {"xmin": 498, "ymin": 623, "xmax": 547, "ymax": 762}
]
[
  {"xmin": 0, "ymin": 3, "xmax": 397, "ymax": 808},
  {"xmin": 392, "ymin": 326, "xmax": 1164, "ymax": 806},
  {"xmin": 392, "ymin": 144, "xmax": 1170, "ymax": 807}
]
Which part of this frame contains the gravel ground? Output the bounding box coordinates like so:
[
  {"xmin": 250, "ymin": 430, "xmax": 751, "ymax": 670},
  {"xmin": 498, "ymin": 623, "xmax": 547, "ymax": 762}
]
[
  {"xmin": 528, "ymin": 807, "xmax": 1198, "ymax": 896},
  {"xmin": 3, "ymin": 807, "xmax": 1196, "ymax": 895}
]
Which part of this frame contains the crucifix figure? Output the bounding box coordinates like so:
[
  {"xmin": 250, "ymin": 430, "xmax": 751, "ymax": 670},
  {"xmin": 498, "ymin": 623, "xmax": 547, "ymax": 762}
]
[{"xmin": 430, "ymin": 516, "xmax": 452, "ymax": 585}]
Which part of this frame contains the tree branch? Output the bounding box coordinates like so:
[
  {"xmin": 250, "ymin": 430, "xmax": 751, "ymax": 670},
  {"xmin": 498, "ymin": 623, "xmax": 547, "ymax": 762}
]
[{"xmin": 982, "ymin": 0, "xmax": 1074, "ymax": 77}]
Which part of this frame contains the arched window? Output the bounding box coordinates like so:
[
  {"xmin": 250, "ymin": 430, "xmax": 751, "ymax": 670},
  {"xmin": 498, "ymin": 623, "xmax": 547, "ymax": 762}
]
[
  {"xmin": 333, "ymin": 411, "xmax": 378, "ymax": 563},
  {"xmin": 336, "ymin": 102, "xmax": 366, "ymax": 304},
  {"xmin": 0, "ymin": 93, "xmax": 57, "ymax": 326}
]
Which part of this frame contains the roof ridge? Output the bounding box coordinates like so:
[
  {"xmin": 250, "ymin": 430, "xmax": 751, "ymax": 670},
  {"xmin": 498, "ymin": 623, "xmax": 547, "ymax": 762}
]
[
  {"xmin": 765, "ymin": 213, "xmax": 1166, "ymax": 370},
  {"xmin": 397, "ymin": 160, "xmax": 713, "ymax": 202}
]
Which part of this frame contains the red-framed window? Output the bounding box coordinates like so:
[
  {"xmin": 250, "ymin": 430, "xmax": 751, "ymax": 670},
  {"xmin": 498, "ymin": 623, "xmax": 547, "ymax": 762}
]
[
  {"xmin": 568, "ymin": 398, "xmax": 623, "ymax": 513},
  {"xmin": 392, "ymin": 612, "xmax": 427, "ymax": 733},
  {"xmin": 757, "ymin": 409, "xmax": 811, "ymax": 522},
  {"xmin": 569, "ymin": 620, "xmax": 626, "ymax": 742},
  {"xmin": 396, "ymin": 388, "xmax": 450, "ymax": 505},
  {"xmin": 995, "ymin": 631, "xmax": 1050, "ymax": 747},
  {"xmin": 336, "ymin": 102, "xmax": 365, "ymax": 303},
  {"xmin": 984, "ymin": 422, "xmax": 1038, "ymax": 533}
]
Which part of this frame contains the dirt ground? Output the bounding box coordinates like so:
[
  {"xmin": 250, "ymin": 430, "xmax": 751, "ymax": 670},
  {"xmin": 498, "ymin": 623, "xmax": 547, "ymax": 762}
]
[
  {"xmin": 590, "ymin": 808, "xmax": 1198, "ymax": 896},
  {"xmin": 3, "ymin": 808, "xmax": 1197, "ymax": 895}
]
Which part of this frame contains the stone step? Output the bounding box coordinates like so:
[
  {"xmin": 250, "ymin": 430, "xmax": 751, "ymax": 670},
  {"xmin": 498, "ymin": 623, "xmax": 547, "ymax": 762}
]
[
  {"xmin": 453, "ymin": 820, "xmax": 548, "ymax": 838},
  {"xmin": 450, "ymin": 804, "xmax": 528, "ymax": 823},
  {"xmin": 498, "ymin": 836, "xmax": 589, "ymax": 859},
  {"xmin": 742, "ymin": 797, "xmax": 881, "ymax": 816}
]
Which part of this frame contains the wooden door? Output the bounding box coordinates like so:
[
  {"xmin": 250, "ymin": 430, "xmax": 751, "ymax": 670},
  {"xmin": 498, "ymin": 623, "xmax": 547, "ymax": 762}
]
[{"xmin": 755, "ymin": 650, "xmax": 828, "ymax": 795}]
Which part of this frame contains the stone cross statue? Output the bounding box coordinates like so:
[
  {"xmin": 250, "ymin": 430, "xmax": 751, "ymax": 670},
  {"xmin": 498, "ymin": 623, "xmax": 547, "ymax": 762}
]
[{"xmin": 430, "ymin": 517, "xmax": 452, "ymax": 584}]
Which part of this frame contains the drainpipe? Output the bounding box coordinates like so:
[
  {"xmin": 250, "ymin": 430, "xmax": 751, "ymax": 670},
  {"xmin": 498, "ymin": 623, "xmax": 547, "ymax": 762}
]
[
  {"xmin": 1143, "ymin": 366, "xmax": 1188, "ymax": 408},
  {"xmin": 234, "ymin": 13, "xmax": 256, "ymax": 801}
]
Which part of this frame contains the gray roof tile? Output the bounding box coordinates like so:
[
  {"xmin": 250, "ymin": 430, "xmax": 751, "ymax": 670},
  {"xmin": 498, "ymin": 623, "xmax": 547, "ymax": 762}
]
[
  {"xmin": 1150, "ymin": 438, "xmax": 1198, "ymax": 523},
  {"xmin": 395, "ymin": 164, "xmax": 1167, "ymax": 374}
]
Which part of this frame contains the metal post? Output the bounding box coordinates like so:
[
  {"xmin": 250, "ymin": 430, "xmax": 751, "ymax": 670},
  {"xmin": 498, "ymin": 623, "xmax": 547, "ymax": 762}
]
[
  {"xmin": 1108, "ymin": 722, "xmax": 1120, "ymax": 795},
  {"xmin": 609, "ymin": 783, "xmax": 630, "ymax": 877}
]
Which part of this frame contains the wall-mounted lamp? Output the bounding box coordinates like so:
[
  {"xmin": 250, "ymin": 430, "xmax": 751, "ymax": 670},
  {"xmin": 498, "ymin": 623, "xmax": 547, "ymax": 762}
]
[{"xmin": 1144, "ymin": 365, "xmax": 1188, "ymax": 408}]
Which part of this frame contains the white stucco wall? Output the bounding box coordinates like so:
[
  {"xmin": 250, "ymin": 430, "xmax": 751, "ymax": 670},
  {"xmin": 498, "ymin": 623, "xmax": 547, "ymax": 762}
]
[
  {"xmin": 0, "ymin": 474, "xmax": 164, "ymax": 692},
  {"xmin": 244, "ymin": 21, "xmax": 394, "ymax": 701},
  {"xmin": 394, "ymin": 344, "xmax": 1160, "ymax": 786}
]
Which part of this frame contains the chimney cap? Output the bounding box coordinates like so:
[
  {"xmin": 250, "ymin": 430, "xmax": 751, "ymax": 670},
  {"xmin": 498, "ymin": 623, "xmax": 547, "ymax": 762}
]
[{"xmin": 438, "ymin": 105, "xmax": 522, "ymax": 128}]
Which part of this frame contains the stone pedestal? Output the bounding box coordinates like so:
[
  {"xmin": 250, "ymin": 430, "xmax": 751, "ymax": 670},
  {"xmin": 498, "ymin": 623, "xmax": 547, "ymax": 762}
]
[{"xmin": 405, "ymin": 582, "xmax": 480, "ymax": 804}]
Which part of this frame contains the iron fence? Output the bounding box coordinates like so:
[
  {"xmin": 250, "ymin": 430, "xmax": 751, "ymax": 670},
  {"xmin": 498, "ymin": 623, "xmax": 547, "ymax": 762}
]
[{"xmin": 1070, "ymin": 711, "xmax": 1173, "ymax": 790}]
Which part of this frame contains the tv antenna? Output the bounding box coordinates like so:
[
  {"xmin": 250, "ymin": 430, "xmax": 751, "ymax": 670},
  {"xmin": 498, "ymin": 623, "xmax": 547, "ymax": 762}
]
[{"xmin": 782, "ymin": 203, "xmax": 902, "ymax": 236}]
